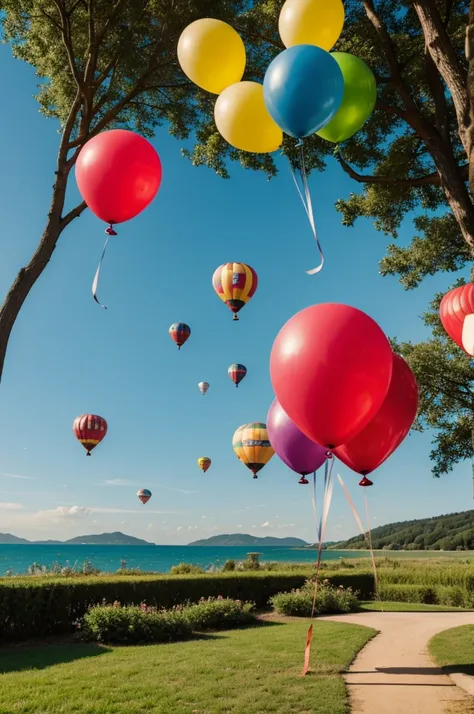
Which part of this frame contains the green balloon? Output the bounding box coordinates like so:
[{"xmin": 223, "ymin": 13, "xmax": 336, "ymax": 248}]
[{"xmin": 316, "ymin": 52, "xmax": 377, "ymax": 144}]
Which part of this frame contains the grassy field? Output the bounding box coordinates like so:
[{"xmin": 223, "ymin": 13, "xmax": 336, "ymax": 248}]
[
  {"xmin": 0, "ymin": 621, "xmax": 374, "ymax": 714},
  {"xmin": 359, "ymin": 601, "xmax": 473, "ymax": 612},
  {"xmin": 429, "ymin": 624, "xmax": 474, "ymax": 676}
]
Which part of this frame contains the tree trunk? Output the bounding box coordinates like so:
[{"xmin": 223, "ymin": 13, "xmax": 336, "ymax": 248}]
[
  {"xmin": 467, "ymin": 1, "xmax": 474, "ymax": 198},
  {"xmin": 0, "ymin": 171, "xmax": 68, "ymax": 383}
]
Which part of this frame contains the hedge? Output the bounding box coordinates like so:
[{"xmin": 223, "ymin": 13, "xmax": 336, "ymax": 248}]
[
  {"xmin": 378, "ymin": 583, "xmax": 474, "ymax": 607},
  {"xmin": 0, "ymin": 570, "xmax": 374, "ymax": 639}
]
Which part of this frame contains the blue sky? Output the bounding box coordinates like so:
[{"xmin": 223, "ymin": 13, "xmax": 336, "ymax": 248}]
[{"xmin": 0, "ymin": 46, "xmax": 470, "ymax": 544}]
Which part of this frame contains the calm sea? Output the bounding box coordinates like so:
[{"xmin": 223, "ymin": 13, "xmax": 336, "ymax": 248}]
[{"xmin": 0, "ymin": 544, "xmax": 366, "ymax": 576}]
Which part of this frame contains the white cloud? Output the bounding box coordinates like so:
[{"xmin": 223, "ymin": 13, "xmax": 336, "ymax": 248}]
[
  {"xmin": 236, "ymin": 524, "xmax": 242, "ymax": 529},
  {"xmin": 233, "ymin": 504, "xmax": 268, "ymax": 514},
  {"xmin": 105, "ymin": 479, "xmax": 135, "ymax": 486},
  {"xmin": 261, "ymin": 521, "xmax": 270, "ymax": 528},
  {"xmin": 177, "ymin": 526, "xmax": 183, "ymax": 531},
  {"xmin": 3, "ymin": 473, "xmax": 35, "ymax": 480},
  {"xmin": 0, "ymin": 502, "xmax": 24, "ymax": 511},
  {"xmin": 89, "ymin": 507, "xmax": 181, "ymax": 515},
  {"xmin": 167, "ymin": 488, "xmax": 199, "ymax": 495},
  {"xmin": 201, "ymin": 516, "xmax": 206, "ymax": 519}
]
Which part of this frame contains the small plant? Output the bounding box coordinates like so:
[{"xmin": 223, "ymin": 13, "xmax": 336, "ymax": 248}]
[
  {"xmin": 170, "ymin": 563, "xmax": 205, "ymax": 575},
  {"xmin": 184, "ymin": 597, "xmax": 255, "ymax": 631},
  {"xmin": 81, "ymin": 603, "xmax": 192, "ymax": 644},
  {"xmin": 222, "ymin": 559, "xmax": 236, "ymax": 571},
  {"xmin": 270, "ymin": 579, "xmax": 359, "ymax": 617},
  {"xmin": 241, "ymin": 552, "xmax": 262, "ymax": 571}
]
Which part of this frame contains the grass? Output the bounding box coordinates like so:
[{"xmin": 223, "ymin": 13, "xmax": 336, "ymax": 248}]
[
  {"xmin": 429, "ymin": 624, "xmax": 474, "ymax": 676},
  {"xmin": 359, "ymin": 601, "xmax": 473, "ymax": 612},
  {"xmin": 0, "ymin": 621, "xmax": 374, "ymax": 714}
]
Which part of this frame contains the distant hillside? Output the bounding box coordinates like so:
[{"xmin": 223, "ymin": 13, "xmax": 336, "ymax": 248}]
[
  {"xmin": 333, "ymin": 510, "xmax": 474, "ymax": 551},
  {"xmin": 0, "ymin": 532, "xmax": 30, "ymax": 544},
  {"xmin": 188, "ymin": 533, "xmax": 308, "ymax": 547},
  {"xmin": 65, "ymin": 532, "xmax": 154, "ymax": 545},
  {"xmin": 0, "ymin": 531, "xmax": 153, "ymax": 546}
]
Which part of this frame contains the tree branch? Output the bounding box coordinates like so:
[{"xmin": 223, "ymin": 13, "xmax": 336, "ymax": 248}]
[
  {"xmin": 60, "ymin": 201, "xmax": 87, "ymax": 229},
  {"xmin": 412, "ymin": 0, "xmax": 470, "ymax": 155},
  {"xmin": 51, "ymin": 0, "xmax": 84, "ymax": 90},
  {"xmin": 336, "ymin": 149, "xmax": 468, "ymax": 187}
]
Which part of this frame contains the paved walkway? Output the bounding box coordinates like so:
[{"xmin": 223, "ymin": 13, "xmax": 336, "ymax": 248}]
[{"xmin": 322, "ymin": 612, "xmax": 474, "ymax": 714}]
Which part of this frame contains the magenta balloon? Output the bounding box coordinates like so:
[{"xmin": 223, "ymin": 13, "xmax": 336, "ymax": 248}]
[{"xmin": 267, "ymin": 398, "xmax": 328, "ymax": 476}]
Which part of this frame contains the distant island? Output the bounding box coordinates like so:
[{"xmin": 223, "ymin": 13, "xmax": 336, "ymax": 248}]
[
  {"xmin": 332, "ymin": 509, "xmax": 474, "ymax": 551},
  {"xmin": 0, "ymin": 531, "xmax": 154, "ymax": 546},
  {"xmin": 187, "ymin": 533, "xmax": 309, "ymax": 547}
]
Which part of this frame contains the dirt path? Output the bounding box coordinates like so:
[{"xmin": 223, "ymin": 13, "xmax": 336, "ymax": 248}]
[{"xmin": 322, "ymin": 612, "xmax": 474, "ymax": 714}]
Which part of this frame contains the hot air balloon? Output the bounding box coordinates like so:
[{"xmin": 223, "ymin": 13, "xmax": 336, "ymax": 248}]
[
  {"xmin": 169, "ymin": 322, "xmax": 191, "ymax": 350},
  {"xmin": 238, "ymin": 422, "xmax": 274, "ymax": 478},
  {"xmin": 232, "ymin": 424, "xmax": 248, "ymax": 460},
  {"xmin": 137, "ymin": 488, "xmax": 152, "ymax": 504},
  {"xmin": 198, "ymin": 381, "xmax": 210, "ymax": 396},
  {"xmin": 212, "ymin": 263, "xmax": 258, "ymax": 320},
  {"xmin": 198, "ymin": 457, "xmax": 212, "ymax": 473},
  {"xmin": 439, "ymin": 284, "xmax": 474, "ymax": 356},
  {"xmin": 228, "ymin": 363, "xmax": 247, "ymax": 387},
  {"xmin": 73, "ymin": 414, "xmax": 107, "ymax": 455}
]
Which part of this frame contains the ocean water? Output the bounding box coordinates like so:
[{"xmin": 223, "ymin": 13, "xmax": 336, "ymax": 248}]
[{"xmin": 0, "ymin": 544, "xmax": 366, "ymax": 576}]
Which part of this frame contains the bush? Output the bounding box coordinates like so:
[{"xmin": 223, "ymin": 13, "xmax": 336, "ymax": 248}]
[
  {"xmin": 169, "ymin": 563, "xmax": 205, "ymax": 575},
  {"xmin": 0, "ymin": 571, "xmax": 374, "ymax": 640},
  {"xmin": 184, "ymin": 597, "xmax": 255, "ymax": 630},
  {"xmin": 222, "ymin": 560, "xmax": 236, "ymax": 572},
  {"xmin": 270, "ymin": 579, "xmax": 359, "ymax": 617},
  {"xmin": 82, "ymin": 604, "xmax": 192, "ymax": 644}
]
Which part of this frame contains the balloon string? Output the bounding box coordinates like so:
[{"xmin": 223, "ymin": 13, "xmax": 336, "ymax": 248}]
[
  {"xmin": 289, "ymin": 143, "xmax": 324, "ymax": 275},
  {"xmin": 302, "ymin": 458, "xmax": 335, "ymax": 676},
  {"xmin": 92, "ymin": 234, "xmax": 111, "ymax": 309},
  {"xmin": 337, "ymin": 472, "xmax": 382, "ymax": 610}
]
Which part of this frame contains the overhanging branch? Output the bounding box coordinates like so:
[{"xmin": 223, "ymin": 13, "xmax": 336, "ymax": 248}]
[{"xmin": 336, "ymin": 150, "xmax": 468, "ymax": 187}]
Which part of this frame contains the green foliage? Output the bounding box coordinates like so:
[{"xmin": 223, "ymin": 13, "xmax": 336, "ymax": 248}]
[
  {"xmin": 181, "ymin": 597, "xmax": 255, "ymax": 631},
  {"xmin": 337, "ymin": 509, "xmax": 474, "ymax": 550},
  {"xmin": 82, "ymin": 603, "xmax": 192, "ymax": 644},
  {"xmin": 270, "ymin": 579, "xmax": 359, "ymax": 617},
  {"xmin": 222, "ymin": 559, "xmax": 237, "ymax": 571},
  {"xmin": 169, "ymin": 562, "xmax": 205, "ymax": 574},
  {"xmin": 391, "ymin": 287, "xmax": 474, "ymax": 477},
  {"xmin": 378, "ymin": 583, "xmax": 473, "ymax": 607},
  {"xmin": 0, "ymin": 571, "xmax": 374, "ymax": 639}
]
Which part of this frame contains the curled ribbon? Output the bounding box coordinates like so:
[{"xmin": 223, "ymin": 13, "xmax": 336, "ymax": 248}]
[
  {"xmin": 92, "ymin": 225, "xmax": 116, "ymax": 309},
  {"xmin": 289, "ymin": 142, "xmax": 324, "ymax": 275}
]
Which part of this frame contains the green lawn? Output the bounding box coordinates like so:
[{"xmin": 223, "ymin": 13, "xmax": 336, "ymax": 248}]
[
  {"xmin": 360, "ymin": 601, "xmax": 473, "ymax": 612},
  {"xmin": 429, "ymin": 624, "xmax": 474, "ymax": 676},
  {"xmin": 0, "ymin": 621, "xmax": 374, "ymax": 714}
]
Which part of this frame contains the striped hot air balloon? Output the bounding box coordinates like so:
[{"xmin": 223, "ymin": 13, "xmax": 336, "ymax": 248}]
[
  {"xmin": 137, "ymin": 488, "xmax": 152, "ymax": 504},
  {"xmin": 212, "ymin": 263, "xmax": 258, "ymax": 320},
  {"xmin": 228, "ymin": 363, "xmax": 247, "ymax": 387},
  {"xmin": 169, "ymin": 322, "xmax": 191, "ymax": 350},
  {"xmin": 239, "ymin": 422, "xmax": 274, "ymax": 478},
  {"xmin": 232, "ymin": 424, "xmax": 248, "ymax": 461},
  {"xmin": 73, "ymin": 414, "xmax": 107, "ymax": 455},
  {"xmin": 198, "ymin": 381, "xmax": 210, "ymax": 396},
  {"xmin": 198, "ymin": 457, "xmax": 212, "ymax": 473}
]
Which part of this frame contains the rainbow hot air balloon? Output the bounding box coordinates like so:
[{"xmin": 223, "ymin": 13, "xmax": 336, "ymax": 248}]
[
  {"xmin": 212, "ymin": 263, "xmax": 258, "ymax": 320},
  {"xmin": 232, "ymin": 424, "xmax": 248, "ymax": 460},
  {"xmin": 73, "ymin": 414, "xmax": 107, "ymax": 455},
  {"xmin": 239, "ymin": 422, "xmax": 274, "ymax": 478},
  {"xmin": 228, "ymin": 363, "xmax": 247, "ymax": 387},
  {"xmin": 198, "ymin": 381, "xmax": 210, "ymax": 396},
  {"xmin": 169, "ymin": 322, "xmax": 191, "ymax": 350},
  {"xmin": 137, "ymin": 488, "xmax": 152, "ymax": 504},
  {"xmin": 198, "ymin": 457, "xmax": 212, "ymax": 473}
]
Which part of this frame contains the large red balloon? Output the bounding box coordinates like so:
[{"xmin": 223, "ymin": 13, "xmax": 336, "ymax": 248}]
[
  {"xmin": 270, "ymin": 303, "xmax": 393, "ymax": 448},
  {"xmin": 439, "ymin": 283, "xmax": 474, "ymax": 353},
  {"xmin": 333, "ymin": 354, "xmax": 418, "ymax": 475},
  {"xmin": 75, "ymin": 129, "xmax": 162, "ymax": 226}
]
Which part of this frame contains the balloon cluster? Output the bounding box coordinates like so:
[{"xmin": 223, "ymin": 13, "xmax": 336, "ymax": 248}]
[
  {"xmin": 269, "ymin": 303, "xmax": 419, "ymax": 486},
  {"xmin": 177, "ymin": 1, "xmax": 377, "ymax": 155}
]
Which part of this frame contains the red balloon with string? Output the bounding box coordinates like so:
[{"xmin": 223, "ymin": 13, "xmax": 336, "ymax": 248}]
[
  {"xmin": 270, "ymin": 303, "xmax": 393, "ymax": 449},
  {"xmin": 333, "ymin": 353, "xmax": 418, "ymax": 485},
  {"xmin": 76, "ymin": 129, "xmax": 162, "ymax": 234}
]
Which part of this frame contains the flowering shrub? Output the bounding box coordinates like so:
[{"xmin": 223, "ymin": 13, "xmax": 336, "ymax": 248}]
[
  {"xmin": 81, "ymin": 596, "xmax": 256, "ymax": 644},
  {"xmin": 270, "ymin": 579, "xmax": 359, "ymax": 617}
]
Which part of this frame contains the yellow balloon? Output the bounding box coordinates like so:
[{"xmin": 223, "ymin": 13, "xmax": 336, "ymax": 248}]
[
  {"xmin": 279, "ymin": 0, "xmax": 345, "ymax": 51},
  {"xmin": 214, "ymin": 82, "xmax": 283, "ymax": 154},
  {"xmin": 177, "ymin": 19, "xmax": 246, "ymax": 95}
]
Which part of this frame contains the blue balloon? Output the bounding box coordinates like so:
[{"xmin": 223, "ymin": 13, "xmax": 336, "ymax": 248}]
[{"xmin": 263, "ymin": 45, "xmax": 344, "ymax": 139}]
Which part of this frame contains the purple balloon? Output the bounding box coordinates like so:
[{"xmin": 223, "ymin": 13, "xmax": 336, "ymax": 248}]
[{"xmin": 267, "ymin": 398, "xmax": 328, "ymax": 476}]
